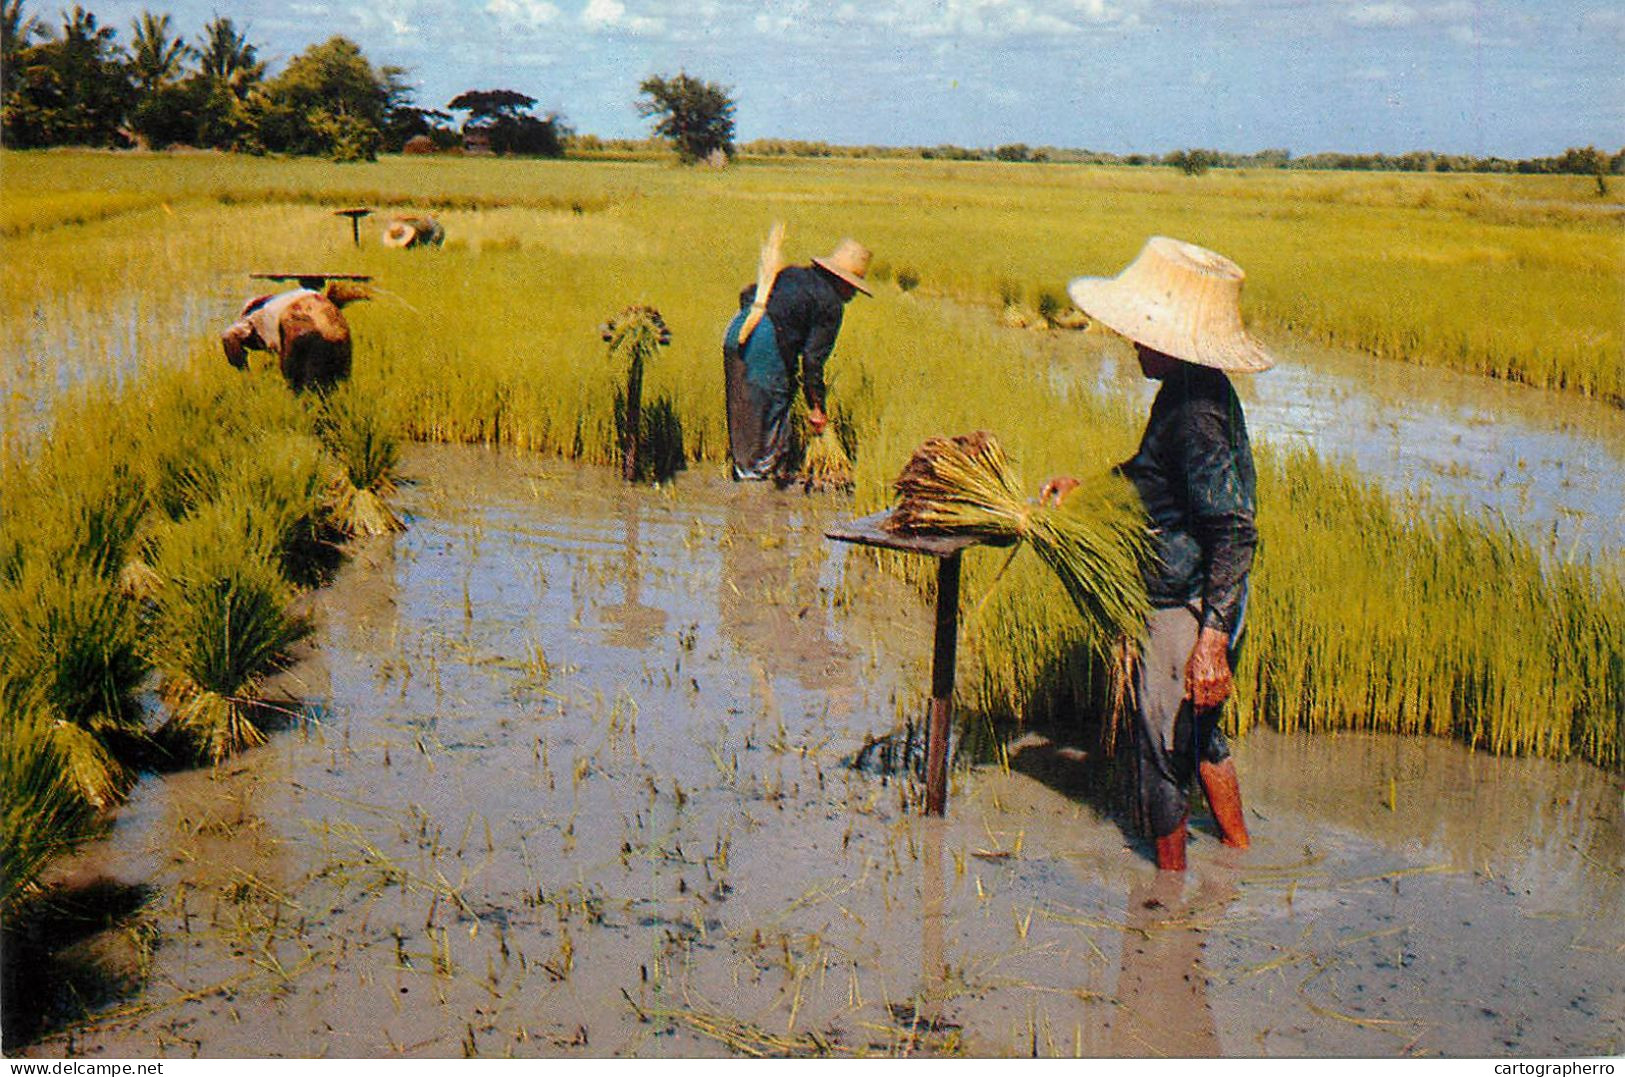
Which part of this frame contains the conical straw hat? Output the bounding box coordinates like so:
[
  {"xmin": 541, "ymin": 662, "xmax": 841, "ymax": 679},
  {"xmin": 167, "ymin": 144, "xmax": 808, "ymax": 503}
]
[
  {"xmin": 1067, "ymin": 236, "xmax": 1274, "ymax": 373},
  {"xmin": 812, "ymin": 238, "xmax": 873, "ymax": 296}
]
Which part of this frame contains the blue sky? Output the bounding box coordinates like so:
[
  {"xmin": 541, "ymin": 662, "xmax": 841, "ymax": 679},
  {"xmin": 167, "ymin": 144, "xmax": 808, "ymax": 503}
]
[{"xmin": 72, "ymin": 0, "xmax": 1625, "ymax": 156}]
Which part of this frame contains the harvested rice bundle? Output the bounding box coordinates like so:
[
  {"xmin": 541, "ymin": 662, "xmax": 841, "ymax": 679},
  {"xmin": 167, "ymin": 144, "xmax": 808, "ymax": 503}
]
[
  {"xmin": 887, "ymin": 431, "xmax": 1152, "ymax": 643},
  {"xmin": 147, "ymin": 499, "xmax": 312, "ymax": 763},
  {"xmin": 801, "ymin": 426, "xmax": 854, "ymax": 490},
  {"xmin": 601, "ymin": 305, "xmax": 673, "ymax": 482},
  {"xmin": 315, "ymin": 389, "xmax": 405, "ymax": 537},
  {"xmin": 323, "ymin": 279, "xmax": 374, "ymax": 307}
]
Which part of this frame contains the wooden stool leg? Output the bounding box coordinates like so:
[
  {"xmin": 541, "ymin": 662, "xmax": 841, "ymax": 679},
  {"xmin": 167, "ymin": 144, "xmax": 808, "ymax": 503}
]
[{"xmin": 924, "ymin": 552, "xmax": 961, "ymax": 816}]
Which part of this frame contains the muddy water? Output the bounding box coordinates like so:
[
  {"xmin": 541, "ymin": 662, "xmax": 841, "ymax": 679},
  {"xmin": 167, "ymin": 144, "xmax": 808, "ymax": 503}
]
[
  {"xmin": 1031, "ymin": 329, "xmax": 1625, "ymax": 562},
  {"xmin": 15, "ymin": 446, "xmax": 1623, "ymax": 1059}
]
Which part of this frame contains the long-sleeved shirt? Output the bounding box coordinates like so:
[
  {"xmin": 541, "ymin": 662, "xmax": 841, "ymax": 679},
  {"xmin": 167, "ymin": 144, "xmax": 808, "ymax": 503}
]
[
  {"xmin": 738, "ymin": 265, "xmax": 844, "ymax": 411},
  {"xmin": 1117, "ymin": 363, "xmax": 1257, "ymax": 636}
]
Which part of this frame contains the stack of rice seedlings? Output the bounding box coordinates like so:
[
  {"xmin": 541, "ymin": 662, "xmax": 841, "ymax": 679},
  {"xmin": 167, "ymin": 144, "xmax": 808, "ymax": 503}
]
[
  {"xmin": 886, "ymin": 431, "xmax": 1152, "ymax": 648},
  {"xmin": 601, "ymin": 304, "xmax": 672, "ymax": 482},
  {"xmin": 145, "ymin": 497, "xmax": 312, "ymax": 764},
  {"xmin": 315, "ymin": 387, "xmax": 406, "ymax": 537},
  {"xmin": 0, "ymin": 556, "xmax": 150, "ymax": 809},
  {"xmin": 0, "ymin": 682, "xmax": 96, "ymax": 914}
]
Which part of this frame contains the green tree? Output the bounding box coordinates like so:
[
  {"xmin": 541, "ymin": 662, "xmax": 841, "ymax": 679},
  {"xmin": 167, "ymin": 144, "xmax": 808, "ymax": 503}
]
[
  {"xmin": 636, "ymin": 71, "xmax": 735, "ymax": 164},
  {"xmin": 127, "ymin": 10, "xmax": 191, "ymax": 92},
  {"xmin": 1, "ymin": 0, "xmax": 44, "ymax": 136},
  {"xmin": 3, "ymin": 5, "xmax": 131, "ymax": 147},
  {"xmin": 1167, "ymin": 147, "xmax": 1219, "ymax": 176},
  {"xmin": 257, "ymin": 36, "xmax": 386, "ymax": 160},
  {"xmin": 446, "ymin": 87, "xmax": 567, "ymax": 157},
  {"xmin": 127, "ymin": 11, "xmax": 200, "ymax": 148},
  {"xmin": 188, "ymin": 16, "xmax": 263, "ymax": 150}
]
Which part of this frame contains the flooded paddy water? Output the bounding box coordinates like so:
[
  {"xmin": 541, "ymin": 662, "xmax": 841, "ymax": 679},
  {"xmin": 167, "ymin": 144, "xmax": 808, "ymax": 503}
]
[
  {"xmin": 10, "ymin": 444, "xmax": 1621, "ymax": 1058},
  {"xmin": 1034, "ymin": 326, "xmax": 1625, "ymax": 562}
]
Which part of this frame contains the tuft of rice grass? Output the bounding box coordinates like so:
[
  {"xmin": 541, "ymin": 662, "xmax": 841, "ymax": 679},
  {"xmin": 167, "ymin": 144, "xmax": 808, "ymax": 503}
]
[
  {"xmin": 0, "ymin": 686, "xmax": 97, "ymax": 914},
  {"xmin": 886, "ymin": 431, "xmax": 1152, "ymax": 648},
  {"xmin": 800, "ymin": 428, "xmax": 854, "ymax": 491},
  {"xmin": 0, "ymin": 559, "xmax": 148, "ymax": 807},
  {"xmin": 601, "ymin": 305, "xmax": 673, "ymax": 482},
  {"xmin": 315, "ymin": 388, "xmax": 406, "ymax": 537},
  {"xmin": 146, "ymin": 498, "xmax": 313, "ymax": 764}
]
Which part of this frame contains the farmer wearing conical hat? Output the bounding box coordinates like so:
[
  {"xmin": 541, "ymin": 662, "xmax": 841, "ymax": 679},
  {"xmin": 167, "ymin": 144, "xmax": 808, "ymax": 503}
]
[
  {"xmin": 1044, "ymin": 236, "xmax": 1272, "ymax": 872},
  {"xmin": 723, "ymin": 236, "xmax": 872, "ymax": 481}
]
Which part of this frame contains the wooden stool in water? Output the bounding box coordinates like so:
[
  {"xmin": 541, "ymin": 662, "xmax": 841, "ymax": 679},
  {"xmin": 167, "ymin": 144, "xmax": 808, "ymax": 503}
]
[{"xmin": 825, "ymin": 510, "xmax": 1015, "ymax": 816}]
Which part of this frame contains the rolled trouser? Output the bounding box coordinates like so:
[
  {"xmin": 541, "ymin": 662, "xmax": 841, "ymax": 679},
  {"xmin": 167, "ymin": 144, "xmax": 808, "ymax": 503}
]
[
  {"xmin": 1134, "ymin": 604, "xmax": 1234, "ymax": 840},
  {"xmin": 722, "ymin": 312, "xmax": 793, "ymax": 481}
]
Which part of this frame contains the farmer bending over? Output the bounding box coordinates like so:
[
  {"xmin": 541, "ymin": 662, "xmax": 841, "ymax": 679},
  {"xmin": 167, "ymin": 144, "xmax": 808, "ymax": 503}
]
[
  {"xmin": 722, "ymin": 238, "xmax": 871, "ymax": 481},
  {"xmin": 1044, "ymin": 236, "xmax": 1272, "ymax": 872},
  {"xmin": 223, "ymin": 284, "xmax": 363, "ymax": 393}
]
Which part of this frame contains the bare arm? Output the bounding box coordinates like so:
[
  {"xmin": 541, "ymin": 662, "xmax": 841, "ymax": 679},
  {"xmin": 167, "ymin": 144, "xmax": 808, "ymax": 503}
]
[
  {"xmin": 222, "ymin": 322, "xmax": 256, "ymax": 369},
  {"xmin": 1185, "ymin": 625, "xmax": 1233, "ymax": 710}
]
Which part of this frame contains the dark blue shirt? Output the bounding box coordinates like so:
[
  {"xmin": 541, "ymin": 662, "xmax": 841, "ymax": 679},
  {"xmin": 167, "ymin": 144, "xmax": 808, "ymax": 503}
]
[
  {"xmin": 739, "ymin": 265, "xmax": 844, "ymax": 410},
  {"xmin": 1117, "ymin": 364, "xmax": 1257, "ymax": 635}
]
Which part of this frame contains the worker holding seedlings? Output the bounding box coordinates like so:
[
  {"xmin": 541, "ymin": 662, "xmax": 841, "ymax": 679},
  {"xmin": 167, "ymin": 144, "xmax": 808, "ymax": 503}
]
[
  {"xmin": 723, "ymin": 234, "xmax": 872, "ymax": 482},
  {"xmin": 1043, "ymin": 236, "xmax": 1273, "ymax": 873}
]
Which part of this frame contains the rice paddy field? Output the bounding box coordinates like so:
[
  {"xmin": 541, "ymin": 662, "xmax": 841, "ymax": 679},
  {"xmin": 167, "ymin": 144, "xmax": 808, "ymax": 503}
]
[{"xmin": 1, "ymin": 149, "xmax": 1622, "ymax": 1058}]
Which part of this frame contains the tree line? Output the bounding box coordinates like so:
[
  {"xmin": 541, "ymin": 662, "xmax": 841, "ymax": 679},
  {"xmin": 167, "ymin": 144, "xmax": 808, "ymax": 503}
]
[{"xmin": 2, "ymin": 1, "xmax": 1616, "ymax": 177}]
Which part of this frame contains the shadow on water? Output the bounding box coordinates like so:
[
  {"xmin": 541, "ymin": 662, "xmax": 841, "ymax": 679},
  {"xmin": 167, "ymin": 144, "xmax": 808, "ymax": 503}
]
[{"xmin": 1, "ymin": 878, "xmax": 156, "ymax": 1047}]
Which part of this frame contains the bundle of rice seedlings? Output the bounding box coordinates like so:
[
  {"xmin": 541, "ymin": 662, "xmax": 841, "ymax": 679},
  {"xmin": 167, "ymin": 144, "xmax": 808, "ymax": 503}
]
[
  {"xmin": 315, "ymin": 388, "xmax": 405, "ymax": 537},
  {"xmin": 146, "ymin": 499, "xmax": 312, "ymax": 764},
  {"xmin": 737, "ymin": 221, "xmax": 786, "ymax": 347},
  {"xmin": 801, "ymin": 427, "xmax": 854, "ymax": 490},
  {"xmin": 0, "ymin": 560, "xmax": 149, "ymax": 807},
  {"xmin": 600, "ymin": 305, "xmax": 672, "ymax": 482},
  {"xmin": 0, "ymin": 686, "xmax": 96, "ymax": 914},
  {"xmin": 324, "ymin": 279, "xmax": 374, "ymax": 307},
  {"xmin": 886, "ymin": 431, "xmax": 1152, "ymax": 644}
]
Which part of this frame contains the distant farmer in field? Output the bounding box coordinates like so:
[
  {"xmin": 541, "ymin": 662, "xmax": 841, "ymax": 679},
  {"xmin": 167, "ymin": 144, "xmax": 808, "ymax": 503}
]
[
  {"xmin": 222, "ymin": 283, "xmax": 366, "ymax": 393},
  {"xmin": 382, "ymin": 215, "xmax": 444, "ymax": 249},
  {"xmin": 1043, "ymin": 236, "xmax": 1272, "ymax": 873},
  {"xmin": 723, "ymin": 236, "xmax": 872, "ymax": 481}
]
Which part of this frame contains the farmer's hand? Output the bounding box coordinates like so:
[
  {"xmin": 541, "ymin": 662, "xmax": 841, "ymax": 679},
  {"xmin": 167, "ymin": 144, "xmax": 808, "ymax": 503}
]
[
  {"xmin": 1185, "ymin": 626, "xmax": 1233, "ymax": 711},
  {"xmin": 1039, "ymin": 475, "xmax": 1080, "ymax": 507},
  {"xmin": 807, "ymin": 406, "xmax": 828, "ymax": 435}
]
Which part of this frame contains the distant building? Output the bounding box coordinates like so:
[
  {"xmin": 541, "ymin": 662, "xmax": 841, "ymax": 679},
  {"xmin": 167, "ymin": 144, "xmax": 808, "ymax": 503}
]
[{"xmin": 463, "ymin": 126, "xmax": 494, "ymax": 155}]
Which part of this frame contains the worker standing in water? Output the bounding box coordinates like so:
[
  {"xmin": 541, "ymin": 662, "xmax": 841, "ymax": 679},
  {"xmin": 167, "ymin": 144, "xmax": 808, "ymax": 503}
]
[
  {"xmin": 1044, "ymin": 236, "xmax": 1272, "ymax": 872},
  {"xmin": 722, "ymin": 236, "xmax": 872, "ymax": 482}
]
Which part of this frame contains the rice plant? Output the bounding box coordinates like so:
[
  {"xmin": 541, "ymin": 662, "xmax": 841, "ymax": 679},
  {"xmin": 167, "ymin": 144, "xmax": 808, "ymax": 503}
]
[
  {"xmin": 0, "ymin": 559, "xmax": 149, "ymax": 807},
  {"xmin": 887, "ymin": 431, "xmax": 1152, "ymax": 649},
  {"xmin": 314, "ymin": 386, "xmax": 406, "ymax": 537},
  {"xmin": 145, "ymin": 497, "xmax": 313, "ymax": 764},
  {"xmin": 601, "ymin": 305, "xmax": 674, "ymax": 482},
  {"xmin": 0, "ymin": 684, "xmax": 96, "ymax": 915}
]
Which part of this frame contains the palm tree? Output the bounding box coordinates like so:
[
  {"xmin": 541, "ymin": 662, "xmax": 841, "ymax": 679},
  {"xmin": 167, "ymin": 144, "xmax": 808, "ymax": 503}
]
[
  {"xmin": 195, "ymin": 15, "xmax": 262, "ymax": 97},
  {"xmin": 128, "ymin": 10, "xmax": 193, "ymax": 93},
  {"xmin": 1, "ymin": 0, "xmax": 43, "ymax": 101}
]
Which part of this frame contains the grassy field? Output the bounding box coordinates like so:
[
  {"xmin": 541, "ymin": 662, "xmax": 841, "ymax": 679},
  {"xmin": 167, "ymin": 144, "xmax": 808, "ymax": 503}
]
[{"xmin": 1, "ymin": 149, "xmax": 1622, "ymax": 911}]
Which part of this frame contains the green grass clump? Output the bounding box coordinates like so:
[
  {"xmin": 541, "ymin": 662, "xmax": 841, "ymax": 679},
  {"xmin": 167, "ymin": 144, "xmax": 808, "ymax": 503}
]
[
  {"xmin": 0, "ymin": 559, "xmax": 149, "ymax": 807},
  {"xmin": 146, "ymin": 498, "xmax": 313, "ymax": 764},
  {"xmin": 0, "ymin": 685, "xmax": 97, "ymax": 914},
  {"xmin": 315, "ymin": 387, "xmax": 406, "ymax": 537}
]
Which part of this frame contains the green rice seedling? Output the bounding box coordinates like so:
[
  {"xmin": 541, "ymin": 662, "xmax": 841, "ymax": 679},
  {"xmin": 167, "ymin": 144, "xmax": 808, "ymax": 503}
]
[
  {"xmin": 314, "ymin": 386, "xmax": 406, "ymax": 537},
  {"xmin": 887, "ymin": 431, "xmax": 1151, "ymax": 649},
  {"xmin": 602, "ymin": 305, "xmax": 674, "ymax": 482},
  {"xmin": 0, "ymin": 558, "xmax": 149, "ymax": 807},
  {"xmin": 0, "ymin": 684, "xmax": 97, "ymax": 914},
  {"xmin": 145, "ymin": 498, "xmax": 313, "ymax": 764}
]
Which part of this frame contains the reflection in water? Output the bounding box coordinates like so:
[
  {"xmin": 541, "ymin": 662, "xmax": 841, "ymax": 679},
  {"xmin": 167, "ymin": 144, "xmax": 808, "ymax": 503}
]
[
  {"xmin": 717, "ymin": 490, "xmax": 847, "ymax": 691},
  {"xmin": 1111, "ymin": 864, "xmax": 1239, "ymax": 1057},
  {"xmin": 1037, "ymin": 329, "xmax": 1625, "ymax": 560},
  {"xmin": 600, "ymin": 501, "xmax": 668, "ymax": 650}
]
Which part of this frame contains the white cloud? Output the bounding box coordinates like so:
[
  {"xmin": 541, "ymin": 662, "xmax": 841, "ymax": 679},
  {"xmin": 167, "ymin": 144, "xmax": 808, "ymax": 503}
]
[
  {"xmin": 1345, "ymin": 3, "xmax": 1418, "ymax": 28},
  {"xmin": 485, "ymin": 0, "xmax": 562, "ymax": 28},
  {"xmin": 581, "ymin": 0, "xmax": 665, "ymax": 35}
]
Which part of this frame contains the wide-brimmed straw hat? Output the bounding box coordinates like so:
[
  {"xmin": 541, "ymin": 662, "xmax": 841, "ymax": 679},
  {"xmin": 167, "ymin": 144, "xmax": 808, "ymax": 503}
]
[
  {"xmin": 1066, "ymin": 236, "xmax": 1274, "ymax": 373},
  {"xmin": 812, "ymin": 238, "xmax": 874, "ymax": 296},
  {"xmin": 382, "ymin": 216, "xmax": 441, "ymax": 248}
]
